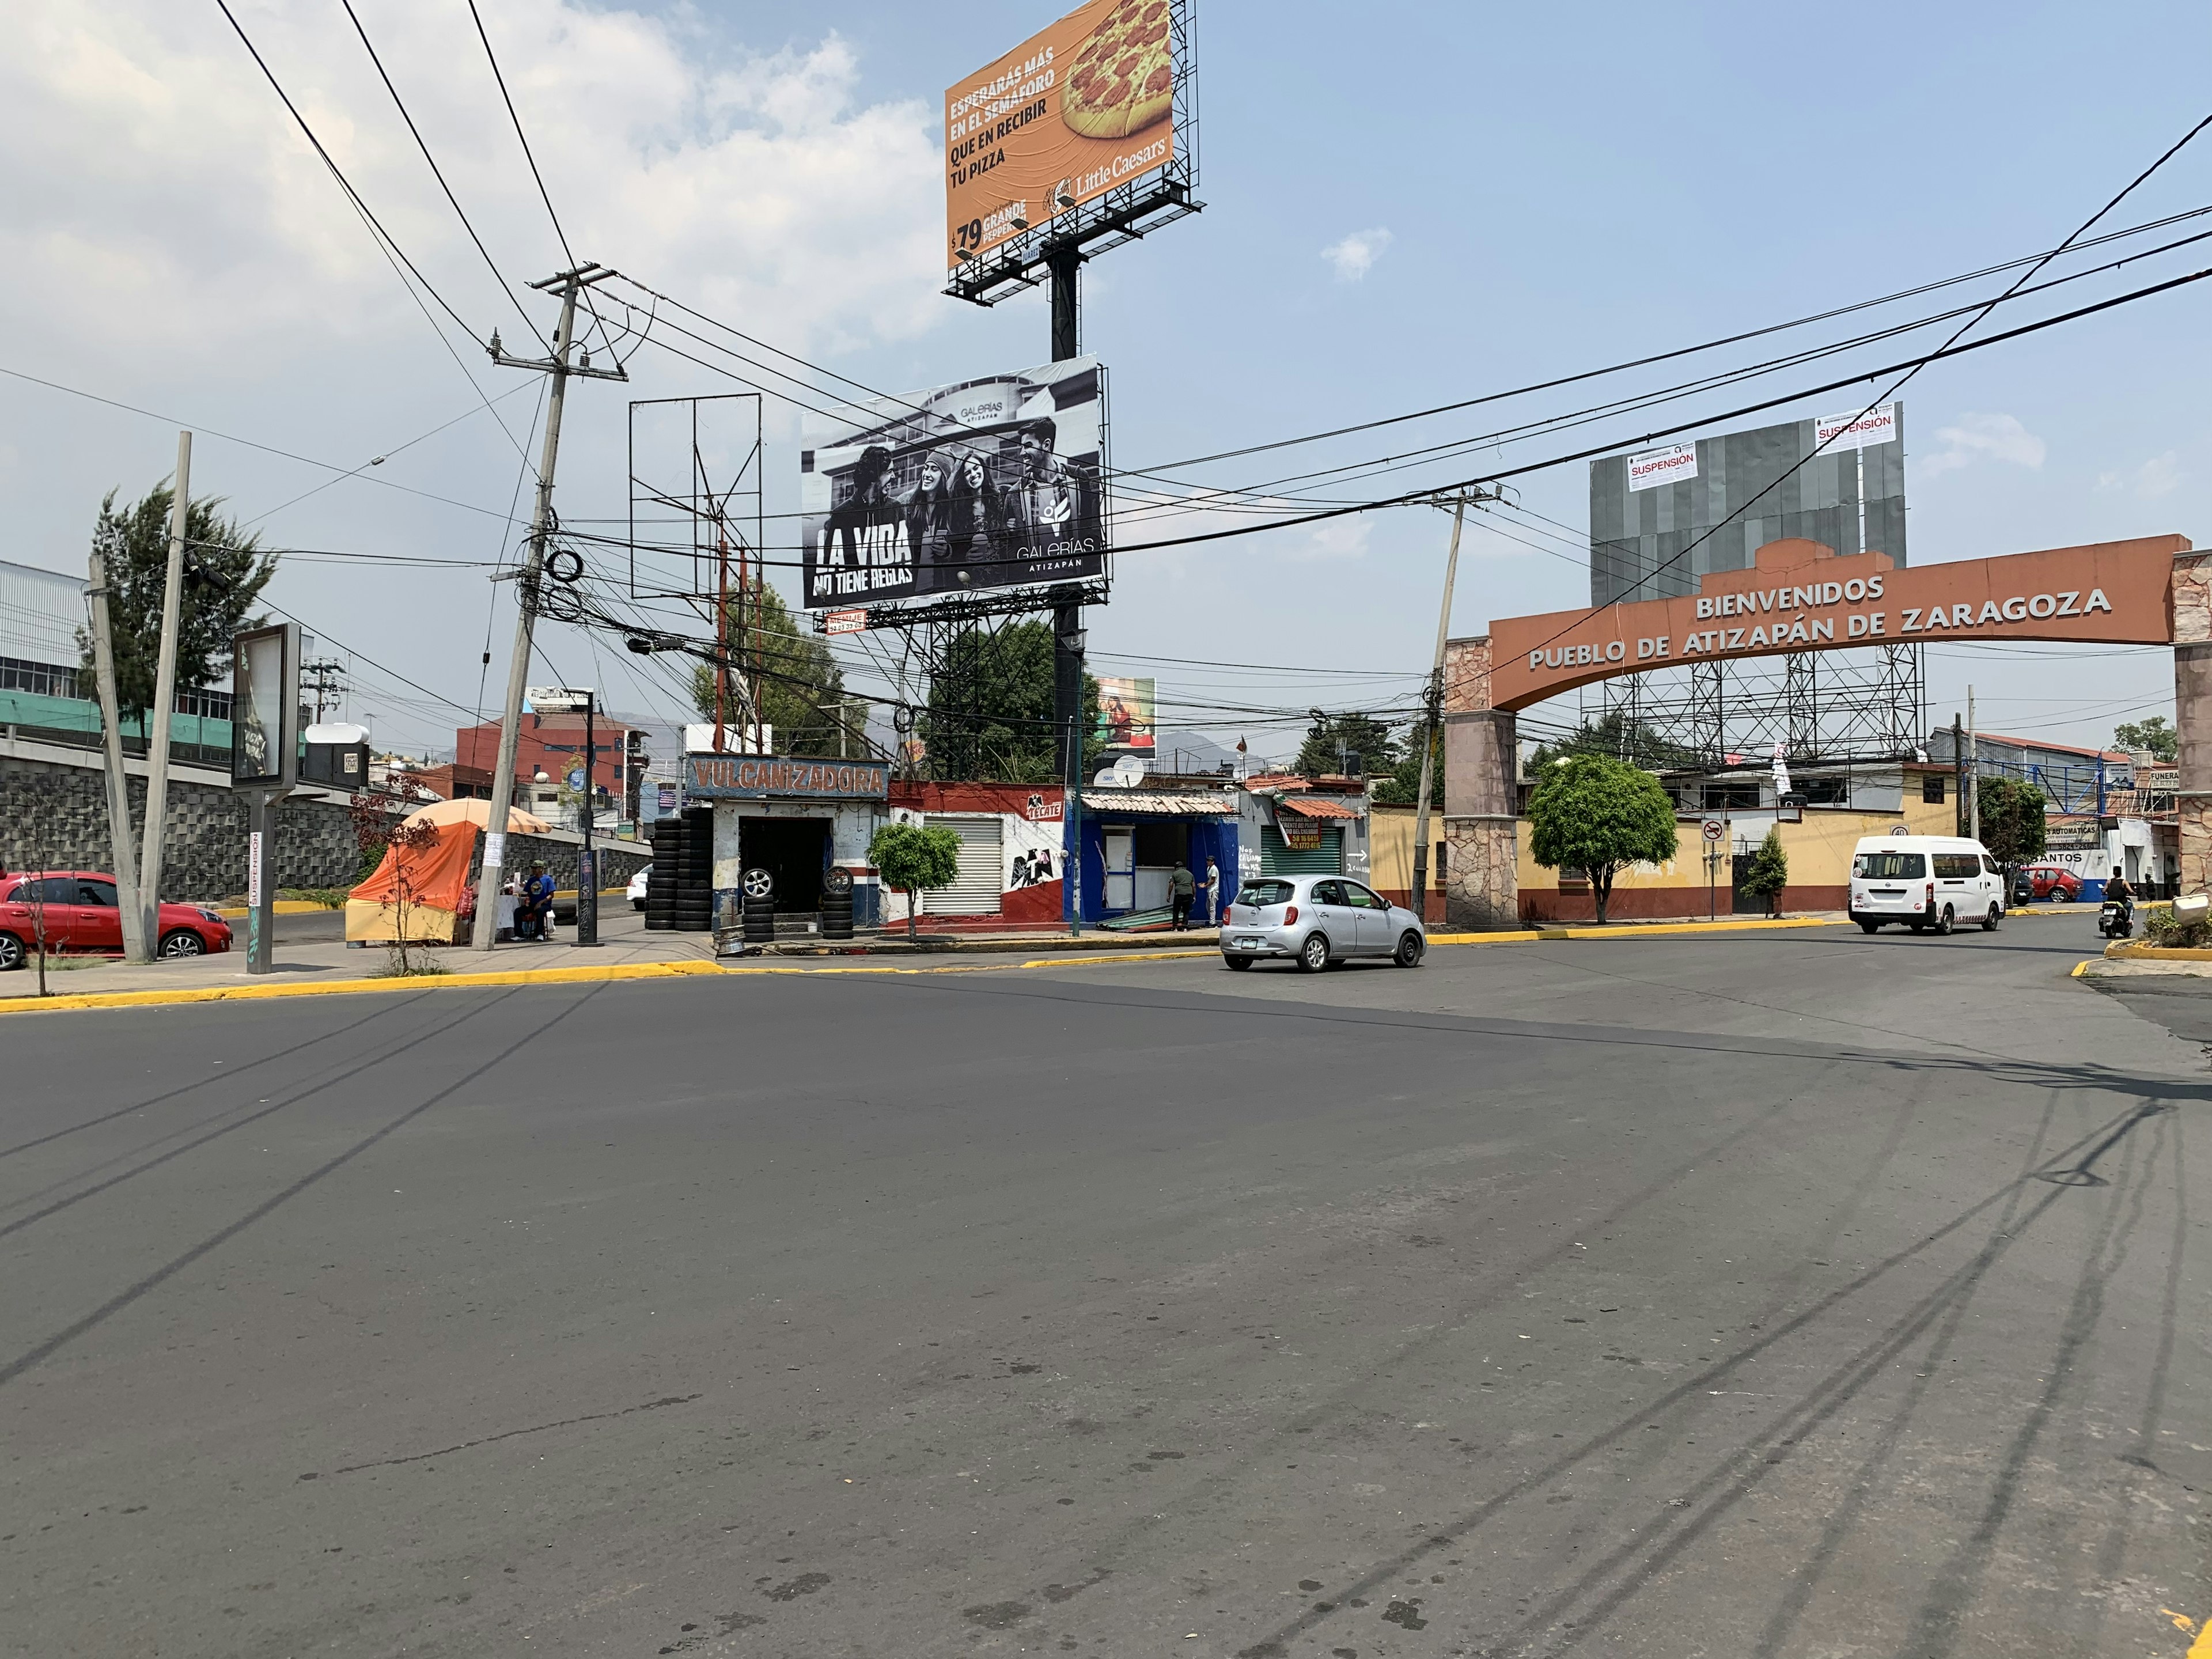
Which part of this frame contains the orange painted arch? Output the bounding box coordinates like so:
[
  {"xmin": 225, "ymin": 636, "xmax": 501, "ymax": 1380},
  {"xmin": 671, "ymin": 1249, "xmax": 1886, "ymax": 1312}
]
[{"xmin": 1487, "ymin": 534, "xmax": 2190, "ymax": 713}]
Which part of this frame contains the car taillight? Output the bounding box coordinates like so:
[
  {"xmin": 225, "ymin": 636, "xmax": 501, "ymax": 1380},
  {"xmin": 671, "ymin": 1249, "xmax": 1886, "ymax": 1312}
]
[
  {"xmin": 1283, "ymin": 904, "xmax": 1299, "ymax": 925},
  {"xmin": 1925, "ymin": 881, "xmax": 1934, "ymax": 910}
]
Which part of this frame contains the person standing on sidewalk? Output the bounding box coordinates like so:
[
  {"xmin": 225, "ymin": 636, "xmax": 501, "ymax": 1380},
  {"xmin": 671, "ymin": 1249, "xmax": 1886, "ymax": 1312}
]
[
  {"xmin": 1169, "ymin": 859, "xmax": 1196, "ymax": 931},
  {"xmin": 1203, "ymin": 857, "xmax": 1222, "ymax": 926}
]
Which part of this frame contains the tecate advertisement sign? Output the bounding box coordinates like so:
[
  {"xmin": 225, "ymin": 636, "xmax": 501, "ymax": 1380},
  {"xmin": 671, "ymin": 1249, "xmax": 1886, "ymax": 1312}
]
[
  {"xmin": 946, "ymin": 0, "xmax": 1176, "ymax": 268},
  {"xmin": 1627, "ymin": 444, "xmax": 1698, "ymax": 491},
  {"xmin": 1815, "ymin": 403, "xmax": 1897, "ymax": 451},
  {"xmin": 799, "ymin": 357, "xmax": 1108, "ymax": 609}
]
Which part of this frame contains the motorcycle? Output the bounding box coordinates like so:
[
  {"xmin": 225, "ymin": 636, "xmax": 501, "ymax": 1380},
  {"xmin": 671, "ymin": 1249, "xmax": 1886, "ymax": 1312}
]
[{"xmin": 2099, "ymin": 897, "xmax": 2134, "ymax": 940}]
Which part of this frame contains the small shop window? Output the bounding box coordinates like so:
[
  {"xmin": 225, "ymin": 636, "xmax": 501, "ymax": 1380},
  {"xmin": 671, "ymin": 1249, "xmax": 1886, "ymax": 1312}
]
[
  {"xmin": 1701, "ymin": 783, "xmax": 1760, "ymax": 810},
  {"xmin": 1797, "ymin": 777, "xmax": 1850, "ymax": 805}
]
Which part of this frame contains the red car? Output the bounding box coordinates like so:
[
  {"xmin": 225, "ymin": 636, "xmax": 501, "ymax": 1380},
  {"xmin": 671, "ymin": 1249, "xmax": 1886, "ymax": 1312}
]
[
  {"xmin": 0, "ymin": 871, "xmax": 233, "ymax": 971},
  {"xmin": 2017, "ymin": 863, "xmax": 2084, "ymax": 902}
]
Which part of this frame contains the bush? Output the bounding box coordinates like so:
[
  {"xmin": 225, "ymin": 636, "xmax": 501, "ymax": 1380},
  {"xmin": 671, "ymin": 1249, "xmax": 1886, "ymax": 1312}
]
[
  {"xmin": 2142, "ymin": 903, "xmax": 2212, "ymax": 949},
  {"xmin": 869, "ymin": 821, "xmax": 963, "ymax": 940},
  {"xmin": 1739, "ymin": 826, "xmax": 1789, "ymax": 915}
]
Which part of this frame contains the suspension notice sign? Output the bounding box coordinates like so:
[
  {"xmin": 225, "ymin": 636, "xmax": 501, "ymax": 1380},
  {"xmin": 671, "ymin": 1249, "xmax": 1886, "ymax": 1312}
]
[{"xmin": 824, "ymin": 609, "xmax": 869, "ymax": 635}]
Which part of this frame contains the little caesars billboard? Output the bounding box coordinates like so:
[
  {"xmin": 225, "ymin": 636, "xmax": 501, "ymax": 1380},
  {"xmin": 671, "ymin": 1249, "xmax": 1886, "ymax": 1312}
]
[{"xmin": 946, "ymin": 0, "xmax": 1178, "ymax": 268}]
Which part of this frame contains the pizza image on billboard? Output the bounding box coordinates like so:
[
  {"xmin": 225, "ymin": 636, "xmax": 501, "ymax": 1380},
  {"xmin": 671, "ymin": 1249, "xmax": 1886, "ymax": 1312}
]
[
  {"xmin": 945, "ymin": 0, "xmax": 1179, "ymax": 268},
  {"xmin": 799, "ymin": 358, "xmax": 1109, "ymax": 609}
]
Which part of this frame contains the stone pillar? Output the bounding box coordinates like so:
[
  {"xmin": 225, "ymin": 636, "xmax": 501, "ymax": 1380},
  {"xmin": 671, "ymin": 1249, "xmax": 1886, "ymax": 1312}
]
[
  {"xmin": 1440, "ymin": 635, "xmax": 1520, "ymax": 930},
  {"xmin": 2172, "ymin": 553, "xmax": 2212, "ymax": 895}
]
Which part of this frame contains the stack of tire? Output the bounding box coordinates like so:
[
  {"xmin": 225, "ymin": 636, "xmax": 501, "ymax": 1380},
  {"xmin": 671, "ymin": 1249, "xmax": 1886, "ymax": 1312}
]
[
  {"xmin": 642, "ymin": 818, "xmax": 680, "ymax": 931},
  {"xmin": 821, "ymin": 866, "xmax": 854, "ymax": 941},
  {"xmin": 740, "ymin": 868, "xmax": 776, "ymax": 947},
  {"xmin": 674, "ymin": 806, "xmax": 714, "ymax": 933}
]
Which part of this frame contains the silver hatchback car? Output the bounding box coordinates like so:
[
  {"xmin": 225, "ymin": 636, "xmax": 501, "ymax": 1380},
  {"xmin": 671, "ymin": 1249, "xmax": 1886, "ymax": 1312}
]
[{"xmin": 1220, "ymin": 874, "xmax": 1427, "ymax": 971}]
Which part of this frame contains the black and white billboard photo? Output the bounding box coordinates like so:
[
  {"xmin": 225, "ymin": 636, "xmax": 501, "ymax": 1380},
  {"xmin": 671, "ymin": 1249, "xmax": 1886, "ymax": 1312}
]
[{"xmin": 800, "ymin": 357, "xmax": 1108, "ymax": 609}]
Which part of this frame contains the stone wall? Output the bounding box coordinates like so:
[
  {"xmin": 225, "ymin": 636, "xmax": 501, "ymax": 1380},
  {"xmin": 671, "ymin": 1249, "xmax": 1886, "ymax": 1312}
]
[
  {"xmin": 503, "ymin": 834, "xmax": 651, "ymax": 893},
  {"xmin": 0, "ymin": 757, "xmax": 359, "ymax": 902}
]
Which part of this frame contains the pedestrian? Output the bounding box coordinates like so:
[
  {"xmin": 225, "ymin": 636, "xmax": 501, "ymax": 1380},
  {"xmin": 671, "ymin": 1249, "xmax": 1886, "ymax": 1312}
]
[
  {"xmin": 1169, "ymin": 858, "xmax": 1196, "ymax": 931},
  {"xmin": 1203, "ymin": 857, "xmax": 1221, "ymax": 926}
]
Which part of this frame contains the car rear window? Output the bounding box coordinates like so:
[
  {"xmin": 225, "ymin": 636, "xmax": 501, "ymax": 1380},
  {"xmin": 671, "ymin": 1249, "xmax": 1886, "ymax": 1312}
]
[
  {"xmin": 1854, "ymin": 852, "xmax": 1926, "ymax": 879},
  {"xmin": 1237, "ymin": 880, "xmax": 1294, "ymax": 908}
]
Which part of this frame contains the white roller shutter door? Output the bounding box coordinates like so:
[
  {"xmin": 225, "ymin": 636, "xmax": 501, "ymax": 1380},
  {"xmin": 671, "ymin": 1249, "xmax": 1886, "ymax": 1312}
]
[{"xmin": 925, "ymin": 815, "xmax": 1004, "ymax": 914}]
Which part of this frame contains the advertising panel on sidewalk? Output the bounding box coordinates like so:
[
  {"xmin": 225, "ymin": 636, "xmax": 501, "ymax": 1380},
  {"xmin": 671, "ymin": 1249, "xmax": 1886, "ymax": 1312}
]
[
  {"xmin": 800, "ymin": 358, "xmax": 1108, "ymax": 609},
  {"xmin": 946, "ymin": 0, "xmax": 1179, "ymax": 269}
]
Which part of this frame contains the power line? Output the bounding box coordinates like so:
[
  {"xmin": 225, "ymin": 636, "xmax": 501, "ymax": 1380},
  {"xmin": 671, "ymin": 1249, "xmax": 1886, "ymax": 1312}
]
[{"xmin": 338, "ymin": 0, "xmax": 551, "ymax": 354}]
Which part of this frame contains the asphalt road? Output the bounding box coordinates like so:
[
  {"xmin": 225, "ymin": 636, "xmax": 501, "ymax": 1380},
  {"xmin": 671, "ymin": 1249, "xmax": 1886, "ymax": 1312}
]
[{"xmin": 2, "ymin": 915, "xmax": 2205, "ymax": 1658}]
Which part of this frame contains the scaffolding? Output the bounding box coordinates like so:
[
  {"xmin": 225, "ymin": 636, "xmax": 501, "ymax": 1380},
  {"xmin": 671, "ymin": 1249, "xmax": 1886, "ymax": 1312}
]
[{"xmin": 1581, "ymin": 644, "xmax": 1925, "ymax": 766}]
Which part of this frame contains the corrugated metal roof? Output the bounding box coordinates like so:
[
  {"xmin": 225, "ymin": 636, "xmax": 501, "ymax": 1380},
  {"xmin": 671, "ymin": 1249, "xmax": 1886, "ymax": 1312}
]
[
  {"xmin": 0, "ymin": 559, "xmax": 86, "ymax": 664},
  {"xmin": 1275, "ymin": 794, "xmax": 1362, "ymax": 819},
  {"xmin": 1079, "ymin": 790, "xmax": 1236, "ymax": 815}
]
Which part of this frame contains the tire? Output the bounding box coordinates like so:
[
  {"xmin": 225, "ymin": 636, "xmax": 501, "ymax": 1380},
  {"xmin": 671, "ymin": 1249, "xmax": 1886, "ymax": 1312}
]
[
  {"xmin": 643, "ymin": 915, "xmax": 675, "ymax": 932},
  {"xmin": 1982, "ymin": 904, "xmax": 2001, "ymax": 932},
  {"xmin": 158, "ymin": 929, "xmax": 206, "ymax": 959},
  {"xmin": 0, "ymin": 932, "xmax": 22, "ymax": 972},
  {"xmin": 632, "ymin": 899, "xmax": 645, "ymax": 911},
  {"xmin": 1224, "ymin": 955, "xmax": 1254, "ymax": 971},
  {"xmin": 1935, "ymin": 906, "xmax": 1955, "ymax": 936},
  {"xmin": 1859, "ymin": 921, "xmax": 1880, "ymax": 935},
  {"xmin": 1393, "ymin": 930, "xmax": 1425, "ymax": 968},
  {"xmin": 1297, "ymin": 933, "xmax": 1330, "ymax": 974}
]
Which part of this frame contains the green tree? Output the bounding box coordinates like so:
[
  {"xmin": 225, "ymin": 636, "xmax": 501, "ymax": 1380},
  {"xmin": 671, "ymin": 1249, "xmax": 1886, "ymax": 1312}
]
[
  {"xmin": 1976, "ymin": 775, "xmax": 2048, "ymax": 867},
  {"xmin": 868, "ymin": 821, "xmax": 963, "ymax": 940},
  {"xmin": 1739, "ymin": 825, "xmax": 1790, "ymax": 916},
  {"xmin": 2114, "ymin": 716, "xmax": 2177, "ymax": 762},
  {"xmin": 1527, "ymin": 753, "xmax": 1680, "ymax": 925},
  {"xmin": 80, "ymin": 482, "xmax": 278, "ymax": 735},
  {"xmin": 1371, "ymin": 723, "xmax": 1442, "ymax": 805},
  {"xmin": 1294, "ymin": 710, "xmax": 1400, "ymax": 778},
  {"xmin": 915, "ymin": 620, "xmax": 1101, "ymax": 783},
  {"xmin": 1527, "ymin": 707, "xmax": 1703, "ymax": 772},
  {"xmin": 691, "ymin": 579, "xmax": 860, "ymax": 757}
]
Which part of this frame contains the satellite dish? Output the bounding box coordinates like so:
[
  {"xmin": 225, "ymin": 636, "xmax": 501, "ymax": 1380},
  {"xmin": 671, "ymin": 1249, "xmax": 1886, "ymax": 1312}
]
[
  {"xmin": 1091, "ymin": 768, "xmax": 1122, "ymax": 786},
  {"xmin": 1112, "ymin": 754, "xmax": 1146, "ymax": 786}
]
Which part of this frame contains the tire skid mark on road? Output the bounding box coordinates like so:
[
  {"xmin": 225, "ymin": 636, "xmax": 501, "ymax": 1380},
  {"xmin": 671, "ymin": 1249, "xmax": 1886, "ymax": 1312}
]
[
  {"xmin": 0, "ymin": 991, "xmax": 434, "ymax": 1165},
  {"xmin": 0, "ymin": 987, "xmax": 531, "ymax": 1240},
  {"xmin": 1229, "ymin": 1093, "xmax": 2174, "ymax": 1659},
  {"xmin": 0, "ymin": 983, "xmax": 602, "ymax": 1392}
]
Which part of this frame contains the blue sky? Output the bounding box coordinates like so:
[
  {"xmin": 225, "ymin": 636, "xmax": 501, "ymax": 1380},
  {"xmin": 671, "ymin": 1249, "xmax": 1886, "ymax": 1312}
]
[{"xmin": 5, "ymin": 0, "xmax": 2209, "ymax": 759}]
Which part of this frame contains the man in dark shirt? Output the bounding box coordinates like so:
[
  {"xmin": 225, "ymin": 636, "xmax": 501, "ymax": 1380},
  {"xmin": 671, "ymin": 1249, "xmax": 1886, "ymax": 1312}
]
[
  {"xmin": 817, "ymin": 445, "xmax": 911, "ymax": 603},
  {"xmin": 1169, "ymin": 859, "xmax": 1196, "ymax": 930}
]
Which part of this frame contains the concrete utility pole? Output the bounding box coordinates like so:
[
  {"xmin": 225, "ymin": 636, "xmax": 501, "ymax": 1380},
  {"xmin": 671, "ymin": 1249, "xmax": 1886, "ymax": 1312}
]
[
  {"xmin": 1410, "ymin": 486, "xmax": 1500, "ymax": 926},
  {"xmin": 1966, "ymin": 687, "xmax": 1979, "ymax": 842},
  {"xmin": 472, "ymin": 265, "xmax": 627, "ymax": 951},
  {"xmin": 138, "ymin": 429, "xmax": 192, "ymax": 958},
  {"xmin": 86, "ymin": 550, "xmax": 148, "ymax": 963}
]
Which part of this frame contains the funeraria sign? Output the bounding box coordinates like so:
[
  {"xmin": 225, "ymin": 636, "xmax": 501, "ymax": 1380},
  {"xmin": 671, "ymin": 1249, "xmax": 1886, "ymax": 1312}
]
[
  {"xmin": 1487, "ymin": 535, "xmax": 2188, "ymax": 713},
  {"xmin": 681, "ymin": 755, "xmax": 890, "ymax": 800}
]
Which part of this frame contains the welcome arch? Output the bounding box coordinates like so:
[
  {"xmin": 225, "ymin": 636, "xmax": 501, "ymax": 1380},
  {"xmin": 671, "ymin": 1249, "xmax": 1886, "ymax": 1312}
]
[{"xmin": 1438, "ymin": 533, "xmax": 2202, "ymax": 929}]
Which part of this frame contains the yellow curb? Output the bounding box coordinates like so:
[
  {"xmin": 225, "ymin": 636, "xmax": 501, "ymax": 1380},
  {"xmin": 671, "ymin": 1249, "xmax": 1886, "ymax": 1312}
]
[
  {"xmin": 1530, "ymin": 917, "xmax": 1851, "ymax": 940},
  {"xmin": 721, "ymin": 948, "xmax": 1218, "ymax": 978},
  {"xmin": 1427, "ymin": 930, "xmax": 1543, "ymax": 946},
  {"xmin": 2072, "ymin": 960, "xmax": 2094, "ymax": 977},
  {"xmin": 0, "ymin": 959, "xmax": 724, "ymax": 1016},
  {"xmin": 214, "ymin": 900, "xmax": 337, "ymax": 917},
  {"xmin": 2103, "ymin": 942, "xmax": 2212, "ymax": 960}
]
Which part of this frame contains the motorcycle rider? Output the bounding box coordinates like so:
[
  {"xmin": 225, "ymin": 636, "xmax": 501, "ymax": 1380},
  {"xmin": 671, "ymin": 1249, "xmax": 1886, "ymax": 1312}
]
[{"xmin": 2103, "ymin": 866, "xmax": 2134, "ymax": 935}]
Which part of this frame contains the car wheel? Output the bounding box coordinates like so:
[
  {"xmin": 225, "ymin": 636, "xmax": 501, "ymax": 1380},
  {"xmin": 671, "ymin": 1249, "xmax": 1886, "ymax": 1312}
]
[
  {"xmin": 1297, "ymin": 933, "xmax": 1330, "ymax": 974},
  {"xmin": 1982, "ymin": 903, "xmax": 2001, "ymax": 932},
  {"xmin": 1393, "ymin": 930, "xmax": 1425, "ymax": 968},
  {"xmin": 632, "ymin": 899, "xmax": 646, "ymax": 911},
  {"xmin": 1858, "ymin": 921, "xmax": 1880, "ymax": 935},
  {"xmin": 1935, "ymin": 906, "xmax": 1955, "ymax": 937},
  {"xmin": 158, "ymin": 929, "xmax": 206, "ymax": 959},
  {"xmin": 0, "ymin": 931, "xmax": 23, "ymax": 972},
  {"xmin": 1224, "ymin": 955, "xmax": 1253, "ymax": 971}
]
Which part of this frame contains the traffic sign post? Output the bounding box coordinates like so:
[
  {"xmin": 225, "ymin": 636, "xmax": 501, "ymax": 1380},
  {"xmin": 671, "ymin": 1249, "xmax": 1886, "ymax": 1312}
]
[{"xmin": 1701, "ymin": 817, "xmax": 1725, "ymax": 922}]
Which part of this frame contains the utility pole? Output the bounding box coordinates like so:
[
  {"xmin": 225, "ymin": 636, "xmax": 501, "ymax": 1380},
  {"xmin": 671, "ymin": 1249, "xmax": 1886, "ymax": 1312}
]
[
  {"xmin": 1953, "ymin": 714, "xmax": 1967, "ymax": 836},
  {"xmin": 1410, "ymin": 493, "xmax": 1469, "ymax": 929},
  {"xmin": 1966, "ymin": 686, "xmax": 1979, "ymax": 843},
  {"xmin": 86, "ymin": 549, "xmax": 148, "ymax": 963},
  {"xmin": 137, "ymin": 429, "xmax": 192, "ymax": 960},
  {"xmin": 576, "ymin": 689, "xmax": 599, "ymax": 948},
  {"xmin": 1047, "ymin": 241, "xmax": 1089, "ymax": 937},
  {"xmin": 471, "ymin": 264, "xmax": 627, "ymax": 951}
]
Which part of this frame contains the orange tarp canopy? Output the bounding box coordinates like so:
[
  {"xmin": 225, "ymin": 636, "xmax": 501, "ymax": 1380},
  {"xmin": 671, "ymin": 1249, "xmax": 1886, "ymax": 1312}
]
[{"xmin": 351, "ymin": 820, "xmax": 478, "ymax": 911}]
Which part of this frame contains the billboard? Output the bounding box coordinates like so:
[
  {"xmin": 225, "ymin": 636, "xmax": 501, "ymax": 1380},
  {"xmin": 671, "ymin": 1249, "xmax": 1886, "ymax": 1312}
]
[
  {"xmin": 946, "ymin": 0, "xmax": 1180, "ymax": 270},
  {"xmin": 1590, "ymin": 405, "xmax": 1907, "ymax": 607},
  {"xmin": 800, "ymin": 357, "xmax": 1108, "ymax": 609},
  {"xmin": 1095, "ymin": 675, "xmax": 1155, "ymax": 752}
]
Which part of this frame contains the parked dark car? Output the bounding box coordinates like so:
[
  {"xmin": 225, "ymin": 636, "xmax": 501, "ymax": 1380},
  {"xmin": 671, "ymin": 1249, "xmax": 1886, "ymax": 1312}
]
[{"xmin": 0, "ymin": 871, "xmax": 233, "ymax": 970}]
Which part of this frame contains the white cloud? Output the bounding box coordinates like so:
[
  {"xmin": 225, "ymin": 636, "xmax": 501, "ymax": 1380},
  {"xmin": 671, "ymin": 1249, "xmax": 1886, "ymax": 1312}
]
[
  {"xmin": 1321, "ymin": 227, "xmax": 1393, "ymax": 283},
  {"xmin": 1920, "ymin": 412, "xmax": 2047, "ymax": 476},
  {"xmin": 2097, "ymin": 450, "xmax": 2183, "ymax": 498}
]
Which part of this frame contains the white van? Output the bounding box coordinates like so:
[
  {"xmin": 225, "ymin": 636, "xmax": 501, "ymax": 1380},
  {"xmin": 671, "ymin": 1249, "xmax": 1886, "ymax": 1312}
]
[{"xmin": 1849, "ymin": 832, "xmax": 2007, "ymax": 935}]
